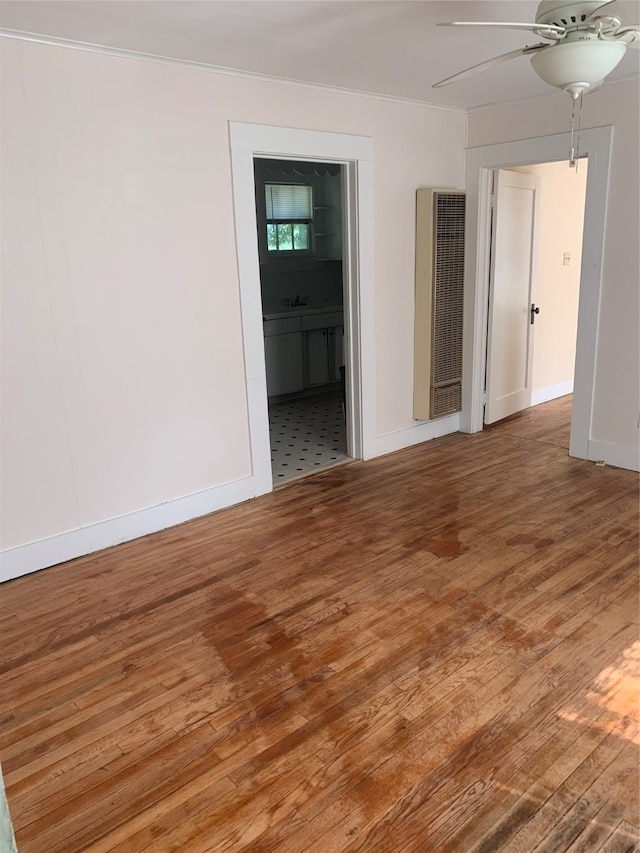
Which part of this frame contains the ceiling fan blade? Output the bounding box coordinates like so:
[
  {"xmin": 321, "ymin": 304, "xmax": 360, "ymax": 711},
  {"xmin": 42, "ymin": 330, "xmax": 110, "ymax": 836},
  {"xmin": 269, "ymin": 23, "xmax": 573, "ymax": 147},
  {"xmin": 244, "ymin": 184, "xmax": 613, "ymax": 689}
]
[
  {"xmin": 437, "ymin": 21, "xmax": 565, "ymax": 34},
  {"xmin": 587, "ymin": 0, "xmax": 640, "ymax": 24},
  {"xmin": 432, "ymin": 44, "xmax": 548, "ymax": 88}
]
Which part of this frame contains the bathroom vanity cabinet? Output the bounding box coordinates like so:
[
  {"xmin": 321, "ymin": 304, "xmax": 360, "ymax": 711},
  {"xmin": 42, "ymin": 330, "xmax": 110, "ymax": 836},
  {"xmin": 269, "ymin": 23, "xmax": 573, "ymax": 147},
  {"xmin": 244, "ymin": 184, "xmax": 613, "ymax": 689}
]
[
  {"xmin": 263, "ymin": 309, "xmax": 343, "ymax": 398},
  {"xmin": 264, "ymin": 330, "xmax": 303, "ymax": 397}
]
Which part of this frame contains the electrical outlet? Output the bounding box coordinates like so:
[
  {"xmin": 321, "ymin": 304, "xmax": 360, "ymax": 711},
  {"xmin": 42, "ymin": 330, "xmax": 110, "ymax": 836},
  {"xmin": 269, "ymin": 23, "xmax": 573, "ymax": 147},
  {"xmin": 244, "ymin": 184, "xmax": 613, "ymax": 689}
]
[{"xmin": 563, "ymin": 252, "xmax": 571, "ymax": 266}]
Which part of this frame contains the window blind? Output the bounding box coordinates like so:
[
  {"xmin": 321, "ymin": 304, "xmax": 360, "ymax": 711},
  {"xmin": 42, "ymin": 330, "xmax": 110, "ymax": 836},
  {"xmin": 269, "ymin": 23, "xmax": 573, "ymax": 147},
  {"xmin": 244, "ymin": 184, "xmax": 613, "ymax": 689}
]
[{"xmin": 265, "ymin": 184, "xmax": 313, "ymax": 220}]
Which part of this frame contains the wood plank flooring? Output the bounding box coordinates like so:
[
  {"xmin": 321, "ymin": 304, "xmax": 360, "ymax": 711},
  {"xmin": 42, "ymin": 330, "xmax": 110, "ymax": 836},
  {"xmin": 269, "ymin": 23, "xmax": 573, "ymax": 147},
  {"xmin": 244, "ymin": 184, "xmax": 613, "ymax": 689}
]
[
  {"xmin": 1, "ymin": 397, "xmax": 638, "ymax": 852},
  {"xmin": 485, "ymin": 393, "xmax": 572, "ymax": 450}
]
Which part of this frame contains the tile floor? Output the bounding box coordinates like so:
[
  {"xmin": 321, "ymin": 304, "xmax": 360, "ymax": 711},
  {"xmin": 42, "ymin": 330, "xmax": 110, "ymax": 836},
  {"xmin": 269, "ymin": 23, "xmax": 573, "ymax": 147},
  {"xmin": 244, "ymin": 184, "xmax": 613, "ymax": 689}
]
[{"xmin": 269, "ymin": 390, "xmax": 350, "ymax": 485}]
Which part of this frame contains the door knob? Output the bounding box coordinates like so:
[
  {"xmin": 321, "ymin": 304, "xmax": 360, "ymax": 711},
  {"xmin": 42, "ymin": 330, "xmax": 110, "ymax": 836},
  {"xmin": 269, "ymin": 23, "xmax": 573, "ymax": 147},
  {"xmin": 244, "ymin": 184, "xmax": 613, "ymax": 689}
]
[{"xmin": 531, "ymin": 304, "xmax": 540, "ymax": 325}]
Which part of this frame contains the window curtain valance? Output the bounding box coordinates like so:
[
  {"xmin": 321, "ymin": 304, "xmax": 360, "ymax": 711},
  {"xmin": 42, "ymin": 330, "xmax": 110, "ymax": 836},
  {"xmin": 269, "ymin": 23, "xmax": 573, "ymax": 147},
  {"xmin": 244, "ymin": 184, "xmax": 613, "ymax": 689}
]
[{"xmin": 265, "ymin": 160, "xmax": 340, "ymax": 178}]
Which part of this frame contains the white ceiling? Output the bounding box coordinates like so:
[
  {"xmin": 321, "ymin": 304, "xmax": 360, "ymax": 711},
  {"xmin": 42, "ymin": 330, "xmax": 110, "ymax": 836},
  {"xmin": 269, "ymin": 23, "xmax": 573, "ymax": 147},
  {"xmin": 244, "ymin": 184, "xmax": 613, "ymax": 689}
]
[{"xmin": 1, "ymin": 0, "xmax": 638, "ymax": 109}]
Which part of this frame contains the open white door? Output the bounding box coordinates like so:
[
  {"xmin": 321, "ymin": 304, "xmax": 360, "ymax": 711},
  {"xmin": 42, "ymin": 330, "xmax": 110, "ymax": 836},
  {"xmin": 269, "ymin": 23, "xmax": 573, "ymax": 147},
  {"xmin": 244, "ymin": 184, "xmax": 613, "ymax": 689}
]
[{"xmin": 485, "ymin": 169, "xmax": 539, "ymax": 425}]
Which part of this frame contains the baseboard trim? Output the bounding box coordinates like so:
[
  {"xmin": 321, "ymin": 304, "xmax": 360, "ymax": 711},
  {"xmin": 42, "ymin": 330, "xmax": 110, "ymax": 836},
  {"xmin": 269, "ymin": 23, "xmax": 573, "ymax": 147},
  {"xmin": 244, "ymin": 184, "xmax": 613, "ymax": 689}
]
[
  {"xmin": 531, "ymin": 380, "xmax": 574, "ymax": 406},
  {"xmin": 1, "ymin": 413, "xmax": 460, "ymax": 583},
  {"xmin": 5, "ymin": 419, "xmax": 632, "ymax": 582},
  {"xmin": 586, "ymin": 439, "xmax": 640, "ymax": 472},
  {"xmin": 0, "ymin": 475, "xmax": 258, "ymax": 583},
  {"xmin": 375, "ymin": 414, "xmax": 459, "ymax": 457}
]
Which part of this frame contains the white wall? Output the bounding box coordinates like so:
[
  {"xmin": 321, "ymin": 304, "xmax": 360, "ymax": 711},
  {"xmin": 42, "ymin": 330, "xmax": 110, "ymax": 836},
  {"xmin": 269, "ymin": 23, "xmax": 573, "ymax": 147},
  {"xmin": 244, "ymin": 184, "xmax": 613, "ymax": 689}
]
[
  {"xmin": 0, "ymin": 39, "xmax": 465, "ymax": 575},
  {"xmin": 468, "ymin": 80, "xmax": 640, "ymax": 456},
  {"xmin": 514, "ymin": 160, "xmax": 587, "ymax": 396}
]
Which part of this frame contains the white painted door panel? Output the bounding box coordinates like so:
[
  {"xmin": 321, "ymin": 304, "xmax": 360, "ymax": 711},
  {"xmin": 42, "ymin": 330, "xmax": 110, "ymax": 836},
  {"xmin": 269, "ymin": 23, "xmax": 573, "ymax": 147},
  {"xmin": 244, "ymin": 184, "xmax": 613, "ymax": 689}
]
[
  {"xmin": 485, "ymin": 169, "xmax": 539, "ymax": 425},
  {"xmin": 329, "ymin": 326, "xmax": 344, "ymax": 381}
]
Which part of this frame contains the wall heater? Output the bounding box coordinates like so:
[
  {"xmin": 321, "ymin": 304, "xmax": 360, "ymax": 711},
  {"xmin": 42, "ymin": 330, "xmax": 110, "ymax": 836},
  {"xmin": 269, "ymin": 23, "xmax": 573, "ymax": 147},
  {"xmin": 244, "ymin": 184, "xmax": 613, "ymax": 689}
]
[{"xmin": 413, "ymin": 188, "xmax": 466, "ymax": 420}]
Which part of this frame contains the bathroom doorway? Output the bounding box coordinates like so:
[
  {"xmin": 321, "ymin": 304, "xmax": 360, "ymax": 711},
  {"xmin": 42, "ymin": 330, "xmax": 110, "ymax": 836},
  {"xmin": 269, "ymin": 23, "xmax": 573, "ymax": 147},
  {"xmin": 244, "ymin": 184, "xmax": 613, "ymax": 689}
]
[
  {"xmin": 230, "ymin": 122, "xmax": 374, "ymax": 499},
  {"xmin": 254, "ymin": 158, "xmax": 351, "ymax": 485}
]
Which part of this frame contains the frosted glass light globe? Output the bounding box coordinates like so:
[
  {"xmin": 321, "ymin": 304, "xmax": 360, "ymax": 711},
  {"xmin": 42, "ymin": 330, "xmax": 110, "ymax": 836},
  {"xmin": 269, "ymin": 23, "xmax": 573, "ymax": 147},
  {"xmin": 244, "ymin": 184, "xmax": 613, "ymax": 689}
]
[{"xmin": 531, "ymin": 39, "xmax": 626, "ymax": 92}]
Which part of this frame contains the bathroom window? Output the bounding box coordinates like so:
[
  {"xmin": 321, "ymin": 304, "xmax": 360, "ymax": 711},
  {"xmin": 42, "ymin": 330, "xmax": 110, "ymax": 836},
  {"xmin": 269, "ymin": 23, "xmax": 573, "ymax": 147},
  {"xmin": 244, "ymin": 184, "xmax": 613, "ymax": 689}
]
[{"xmin": 265, "ymin": 183, "xmax": 313, "ymax": 253}]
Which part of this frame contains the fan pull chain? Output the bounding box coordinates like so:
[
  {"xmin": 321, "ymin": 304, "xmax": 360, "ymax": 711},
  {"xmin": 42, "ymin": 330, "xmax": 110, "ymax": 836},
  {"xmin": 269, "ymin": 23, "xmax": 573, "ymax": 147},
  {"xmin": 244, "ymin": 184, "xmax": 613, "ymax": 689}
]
[
  {"xmin": 569, "ymin": 92, "xmax": 584, "ymax": 172},
  {"xmin": 576, "ymin": 92, "xmax": 583, "ymax": 171}
]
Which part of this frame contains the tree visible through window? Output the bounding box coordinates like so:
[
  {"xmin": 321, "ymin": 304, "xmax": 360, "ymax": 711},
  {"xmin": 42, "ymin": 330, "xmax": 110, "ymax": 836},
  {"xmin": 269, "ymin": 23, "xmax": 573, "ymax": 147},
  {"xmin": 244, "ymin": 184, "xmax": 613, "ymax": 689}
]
[{"xmin": 265, "ymin": 183, "xmax": 313, "ymax": 252}]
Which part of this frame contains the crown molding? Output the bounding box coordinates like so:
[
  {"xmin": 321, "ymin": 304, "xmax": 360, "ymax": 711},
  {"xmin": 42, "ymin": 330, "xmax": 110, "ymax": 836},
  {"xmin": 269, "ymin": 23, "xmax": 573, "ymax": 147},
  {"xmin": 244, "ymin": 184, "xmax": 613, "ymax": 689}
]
[
  {"xmin": 0, "ymin": 28, "xmax": 467, "ymax": 115},
  {"xmin": 468, "ymin": 72, "xmax": 639, "ymax": 113}
]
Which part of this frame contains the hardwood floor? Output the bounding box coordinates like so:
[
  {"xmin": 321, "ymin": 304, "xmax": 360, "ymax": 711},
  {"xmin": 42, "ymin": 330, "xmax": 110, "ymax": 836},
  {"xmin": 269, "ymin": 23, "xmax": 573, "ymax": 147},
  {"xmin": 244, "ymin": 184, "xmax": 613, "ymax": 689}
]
[
  {"xmin": 1, "ymin": 397, "xmax": 638, "ymax": 852},
  {"xmin": 485, "ymin": 393, "xmax": 573, "ymax": 450}
]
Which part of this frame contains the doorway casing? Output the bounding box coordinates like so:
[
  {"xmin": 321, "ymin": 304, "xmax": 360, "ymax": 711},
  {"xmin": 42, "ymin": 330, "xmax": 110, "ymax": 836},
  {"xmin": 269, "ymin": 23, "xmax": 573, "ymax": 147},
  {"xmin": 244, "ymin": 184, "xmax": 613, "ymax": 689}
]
[
  {"xmin": 462, "ymin": 126, "xmax": 613, "ymax": 462},
  {"xmin": 229, "ymin": 123, "xmax": 375, "ymax": 496}
]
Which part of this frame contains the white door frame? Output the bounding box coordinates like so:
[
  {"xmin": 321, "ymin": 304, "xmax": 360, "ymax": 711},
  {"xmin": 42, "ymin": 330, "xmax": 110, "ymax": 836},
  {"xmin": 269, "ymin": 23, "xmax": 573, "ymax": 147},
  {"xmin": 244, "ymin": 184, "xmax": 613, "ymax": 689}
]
[
  {"xmin": 461, "ymin": 126, "xmax": 613, "ymax": 461},
  {"xmin": 229, "ymin": 123, "xmax": 376, "ymax": 496}
]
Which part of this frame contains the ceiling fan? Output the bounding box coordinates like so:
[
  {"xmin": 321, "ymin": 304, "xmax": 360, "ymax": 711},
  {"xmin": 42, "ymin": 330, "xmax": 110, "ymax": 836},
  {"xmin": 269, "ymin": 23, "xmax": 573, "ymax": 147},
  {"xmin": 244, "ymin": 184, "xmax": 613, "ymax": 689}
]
[{"xmin": 434, "ymin": 0, "xmax": 640, "ymax": 99}]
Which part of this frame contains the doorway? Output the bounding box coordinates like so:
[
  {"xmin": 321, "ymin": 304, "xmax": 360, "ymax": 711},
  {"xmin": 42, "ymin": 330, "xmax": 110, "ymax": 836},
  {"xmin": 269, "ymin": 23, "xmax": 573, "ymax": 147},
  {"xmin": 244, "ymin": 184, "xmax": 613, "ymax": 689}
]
[
  {"xmin": 229, "ymin": 123, "xmax": 376, "ymax": 499},
  {"xmin": 484, "ymin": 159, "xmax": 588, "ymax": 434},
  {"xmin": 462, "ymin": 126, "xmax": 613, "ymax": 463},
  {"xmin": 254, "ymin": 157, "xmax": 350, "ymax": 484}
]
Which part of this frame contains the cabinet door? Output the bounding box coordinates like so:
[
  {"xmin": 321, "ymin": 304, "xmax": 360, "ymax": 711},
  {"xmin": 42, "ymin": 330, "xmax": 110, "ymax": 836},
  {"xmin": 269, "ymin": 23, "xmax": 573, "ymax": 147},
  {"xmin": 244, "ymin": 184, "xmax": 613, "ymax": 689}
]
[
  {"xmin": 328, "ymin": 326, "xmax": 344, "ymax": 381},
  {"xmin": 264, "ymin": 332, "xmax": 303, "ymax": 397},
  {"xmin": 306, "ymin": 329, "xmax": 330, "ymax": 386}
]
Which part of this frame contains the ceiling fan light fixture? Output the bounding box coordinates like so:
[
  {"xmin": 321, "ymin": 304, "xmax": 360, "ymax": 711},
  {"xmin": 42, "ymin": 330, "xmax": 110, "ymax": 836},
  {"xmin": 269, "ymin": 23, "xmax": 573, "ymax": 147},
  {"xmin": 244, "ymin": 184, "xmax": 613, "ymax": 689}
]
[{"xmin": 530, "ymin": 38, "xmax": 626, "ymax": 93}]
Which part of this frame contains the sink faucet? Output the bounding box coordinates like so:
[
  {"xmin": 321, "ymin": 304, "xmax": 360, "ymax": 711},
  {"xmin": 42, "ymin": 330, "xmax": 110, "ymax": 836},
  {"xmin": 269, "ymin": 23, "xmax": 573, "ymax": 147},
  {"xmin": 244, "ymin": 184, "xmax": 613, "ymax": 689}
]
[{"xmin": 286, "ymin": 294, "xmax": 308, "ymax": 307}]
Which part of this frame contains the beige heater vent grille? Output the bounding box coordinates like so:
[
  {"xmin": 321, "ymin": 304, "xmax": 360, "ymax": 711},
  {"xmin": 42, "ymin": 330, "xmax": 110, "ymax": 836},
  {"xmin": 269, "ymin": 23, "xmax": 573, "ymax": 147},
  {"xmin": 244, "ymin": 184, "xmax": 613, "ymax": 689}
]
[
  {"xmin": 414, "ymin": 189, "xmax": 466, "ymax": 420},
  {"xmin": 431, "ymin": 382, "xmax": 462, "ymax": 418}
]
